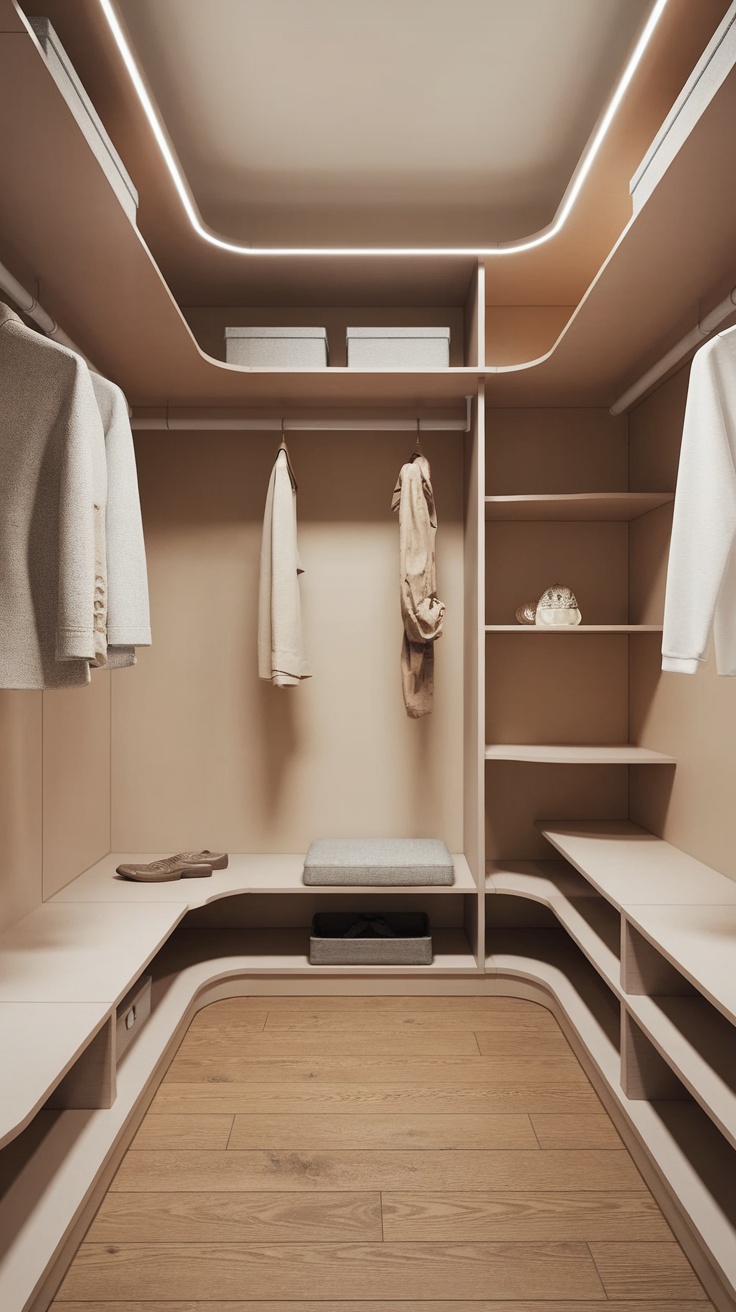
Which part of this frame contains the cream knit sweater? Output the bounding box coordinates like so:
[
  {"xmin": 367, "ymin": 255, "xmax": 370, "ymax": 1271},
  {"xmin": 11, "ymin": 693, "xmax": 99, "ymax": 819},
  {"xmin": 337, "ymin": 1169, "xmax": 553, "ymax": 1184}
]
[{"xmin": 0, "ymin": 305, "xmax": 106, "ymax": 688}]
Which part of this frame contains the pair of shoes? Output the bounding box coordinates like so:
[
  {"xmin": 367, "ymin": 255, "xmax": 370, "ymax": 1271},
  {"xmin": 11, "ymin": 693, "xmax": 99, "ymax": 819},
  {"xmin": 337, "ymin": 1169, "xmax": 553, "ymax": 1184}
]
[{"xmin": 116, "ymin": 850, "xmax": 229, "ymax": 882}]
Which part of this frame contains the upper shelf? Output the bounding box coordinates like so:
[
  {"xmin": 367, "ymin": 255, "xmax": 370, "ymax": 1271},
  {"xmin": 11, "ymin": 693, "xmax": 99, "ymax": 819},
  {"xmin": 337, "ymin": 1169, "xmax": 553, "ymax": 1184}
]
[
  {"xmin": 3, "ymin": 4, "xmax": 736, "ymax": 407},
  {"xmin": 485, "ymin": 494, "xmax": 674, "ymax": 521}
]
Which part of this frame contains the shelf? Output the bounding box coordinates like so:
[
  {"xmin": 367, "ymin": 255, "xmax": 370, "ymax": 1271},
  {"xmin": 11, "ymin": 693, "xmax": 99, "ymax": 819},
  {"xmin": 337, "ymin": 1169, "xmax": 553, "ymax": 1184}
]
[
  {"xmin": 0, "ymin": 1001, "xmax": 110, "ymax": 1149},
  {"xmin": 487, "ymin": 928, "xmax": 621, "ymax": 1068},
  {"xmin": 165, "ymin": 927, "xmax": 480, "ymax": 976},
  {"xmin": 484, "ymin": 493, "xmax": 674, "ymax": 521},
  {"xmin": 485, "ymin": 744, "xmax": 676, "ymax": 765},
  {"xmin": 0, "ymin": 16, "xmax": 481, "ymax": 407},
  {"xmin": 486, "ymin": 929, "xmax": 736, "ymax": 1309},
  {"xmin": 485, "ymin": 625, "xmax": 662, "ymax": 633},
  {"xmin": 624, "ymin": 903, "xmax": 736, "ymax": 1030},
  {"xmin": 50, "ymin": 852, "xmax": 475, "ymax": 900},
  {"xmin": 0, "ymin": 902, "xmax": 185, "ymax": 1005},
  {"xmin": 540, "ymin": 820, "xmax": 736, "ymax": 911},
  {"xmin": 487, "ymin": 862, "xmax": 620, "ymax": 994},
  {"xmin": 625, "ymin": 995, "xmax": 736, "ymax": 1153}
]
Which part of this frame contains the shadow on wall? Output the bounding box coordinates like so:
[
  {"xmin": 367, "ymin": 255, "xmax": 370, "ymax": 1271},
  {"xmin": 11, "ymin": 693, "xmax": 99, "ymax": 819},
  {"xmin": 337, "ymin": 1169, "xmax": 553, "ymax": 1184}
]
[{"xmin": 136, "ymin": 429, "xmax": 464, "ymax": 527}]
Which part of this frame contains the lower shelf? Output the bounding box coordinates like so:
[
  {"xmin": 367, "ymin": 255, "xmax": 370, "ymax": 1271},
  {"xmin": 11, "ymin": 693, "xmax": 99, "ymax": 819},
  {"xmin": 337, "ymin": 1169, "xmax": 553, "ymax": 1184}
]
[
  {"xmin": 163, "ymin": 927, "xmax": 480, "ymax": 975},
  {"xmin": 486, "ymin": 929, "xmax": 736, "ymax": 1310}
]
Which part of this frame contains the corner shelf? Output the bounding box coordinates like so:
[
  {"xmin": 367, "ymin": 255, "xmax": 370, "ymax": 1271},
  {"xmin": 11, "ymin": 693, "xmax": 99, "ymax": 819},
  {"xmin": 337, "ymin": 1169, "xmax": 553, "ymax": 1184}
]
[
  {"xmin": 484, "ymin": 493, "xmax": 674, "ymax": 521},
  {"xmin": 487, "ymin": 860, "xmax": 620, "ymax": 994},
  {"xmin": 535, "ymin": 820, "xmax": 736, "ymax": 1176},
  {"xmin": 486, "ymin": 928, "xmax": 736, "ymax": 1310},
  {"xmin": 485, "ymin": 744, "xmax": 676, "ymax": 765},
  {"xmin": 50, "ymin": 852, "xmax": 476, "ymax": 901}
]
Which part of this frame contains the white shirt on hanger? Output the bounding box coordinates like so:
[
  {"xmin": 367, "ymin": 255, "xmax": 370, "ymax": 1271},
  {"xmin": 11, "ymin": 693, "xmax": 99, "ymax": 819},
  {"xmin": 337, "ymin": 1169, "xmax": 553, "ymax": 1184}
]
[{"xmin": 662, "ymin": 325, "xmax": 736, "ymax": 674}]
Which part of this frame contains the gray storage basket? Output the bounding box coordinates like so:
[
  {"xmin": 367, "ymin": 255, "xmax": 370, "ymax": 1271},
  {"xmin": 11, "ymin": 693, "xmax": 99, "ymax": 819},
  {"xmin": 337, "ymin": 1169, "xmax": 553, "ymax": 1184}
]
[
  {"xmin": 309, "ymin": 911, "xmax": 433, "ymax": 966},
  {"xmin": 303, "ymin": 838, "xmax": 455, "ymax": 886}
]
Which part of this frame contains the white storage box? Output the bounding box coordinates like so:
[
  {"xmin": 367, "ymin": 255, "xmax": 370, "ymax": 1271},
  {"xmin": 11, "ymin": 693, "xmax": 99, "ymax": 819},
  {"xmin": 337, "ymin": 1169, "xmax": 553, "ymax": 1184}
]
[
  {"xmin": 115, "ymin": 974, "xmax": 152, "ymax": 1061},
  {"xmin": 346, "ymin": 326, "xmax": 450, "ymax": 369},
  {"xmin": 225, "ymin": 327, "xmax": 329, "ymax": 368},
  {"xmin": 29, "ymin": 19, "xmax": 139, "ymax": 223}
]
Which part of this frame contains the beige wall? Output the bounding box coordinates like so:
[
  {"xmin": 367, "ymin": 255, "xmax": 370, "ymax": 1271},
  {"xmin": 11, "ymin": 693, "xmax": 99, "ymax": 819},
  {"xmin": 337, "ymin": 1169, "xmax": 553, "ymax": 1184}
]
[
  {"xmin": 0, "ymin": 674, "xmax": 111, "ymax": 936},
  {"xmin": 111, "ymin": 430, "xmax": 465, "ymax": 854},
  {"xmin": 629, "ymin": 365, "xmax": 736, "ymax": 883},
  {"xmin": 0, "ymin": 692, "xmax": 42, "ymax": 933},
  {"xmin": 42, "ymin": 674, "xmax": 111, "ymax": 899}
]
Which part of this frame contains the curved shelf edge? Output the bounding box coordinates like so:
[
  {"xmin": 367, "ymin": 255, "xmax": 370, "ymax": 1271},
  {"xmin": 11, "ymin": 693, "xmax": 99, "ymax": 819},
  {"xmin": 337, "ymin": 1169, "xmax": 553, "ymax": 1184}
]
[{"xmin": 486, "ymin": 939, "xmax": 736, "ymax": 1312}]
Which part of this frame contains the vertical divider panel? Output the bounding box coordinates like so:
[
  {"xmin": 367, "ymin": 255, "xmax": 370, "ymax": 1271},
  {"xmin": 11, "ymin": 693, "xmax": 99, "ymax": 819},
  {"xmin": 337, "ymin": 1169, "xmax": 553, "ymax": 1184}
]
[
  {"xmin": 621, "ymin": 1008, "xmax": 688, "ymax": 1101},
  {"xmin": 46, "ymin": 1016, "xmax": 116, "ymax": 1111},
  {"xmin": 464, "ymin": 260, "xmax": 486, "ymax": 367},
  {"xmin": 463, "ymin": 382, "xmax": 485, "ymax": 966},
  {"xmin": 621, "ymin": 918, "xmax": 696, "ymax": 995}
]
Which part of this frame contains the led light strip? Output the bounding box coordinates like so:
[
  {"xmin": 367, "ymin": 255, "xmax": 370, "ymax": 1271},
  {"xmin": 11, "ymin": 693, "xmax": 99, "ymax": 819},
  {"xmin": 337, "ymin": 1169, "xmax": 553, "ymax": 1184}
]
[{"xmin": 99, "ymin": 0, "xmax": 669, "ymax": 257}]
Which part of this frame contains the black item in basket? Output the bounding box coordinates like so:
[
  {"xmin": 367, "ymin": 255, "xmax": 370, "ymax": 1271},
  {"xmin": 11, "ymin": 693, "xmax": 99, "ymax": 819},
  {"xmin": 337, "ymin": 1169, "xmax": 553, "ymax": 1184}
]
[{"xmin": 309, "ymin": 911, "xmax": 433, "ymax": 965}]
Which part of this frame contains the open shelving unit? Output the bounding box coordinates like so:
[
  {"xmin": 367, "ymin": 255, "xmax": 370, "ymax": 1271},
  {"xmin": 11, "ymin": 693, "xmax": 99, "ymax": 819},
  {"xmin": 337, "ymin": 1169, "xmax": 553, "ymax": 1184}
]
[{"xmin": 485, "ymin": 821, "xmax": 736, "ymax": 1307}]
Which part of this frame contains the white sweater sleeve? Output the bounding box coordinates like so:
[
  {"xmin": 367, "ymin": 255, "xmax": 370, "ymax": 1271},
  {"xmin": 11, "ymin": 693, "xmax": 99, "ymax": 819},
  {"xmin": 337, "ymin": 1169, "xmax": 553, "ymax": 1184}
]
[{"xmin": 662, "ymin": 335, "xmax": 736, "ymax": 674}]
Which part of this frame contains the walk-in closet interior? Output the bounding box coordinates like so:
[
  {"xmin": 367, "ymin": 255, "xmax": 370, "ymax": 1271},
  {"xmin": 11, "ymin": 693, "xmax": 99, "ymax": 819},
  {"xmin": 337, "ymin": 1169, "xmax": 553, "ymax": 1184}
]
[{"xmin": 2, "ymin": 0, "xmax": 736, "ymax": 1308}]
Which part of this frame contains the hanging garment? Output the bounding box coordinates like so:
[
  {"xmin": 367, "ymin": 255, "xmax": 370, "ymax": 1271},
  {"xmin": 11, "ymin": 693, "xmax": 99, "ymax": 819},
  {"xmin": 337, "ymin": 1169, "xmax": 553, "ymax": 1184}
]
[
  {"xmin": 258, "ymin": 447, "xmax": 311, "ymax": 687},
  {"xmin": 90, "ymin": 373, "xmax": 151, "ymax": 668},
  {"xmin": 662, "ymin": 328, "xmax": 736, "ymax": 675},
  {"xmin": 391, "ymin": 454, "xmax": 445, "ymax": 717},
  {"xmin": 0, "ymin": 303, "xmax": 107, "ymax": 689}
]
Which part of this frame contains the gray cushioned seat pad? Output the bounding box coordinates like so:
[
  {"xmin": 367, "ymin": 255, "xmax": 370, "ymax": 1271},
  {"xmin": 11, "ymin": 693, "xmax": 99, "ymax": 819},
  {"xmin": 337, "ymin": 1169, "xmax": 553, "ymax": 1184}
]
[{"xmin": 303, "ymin": 838, "xmax": 454, "ymax": 885}]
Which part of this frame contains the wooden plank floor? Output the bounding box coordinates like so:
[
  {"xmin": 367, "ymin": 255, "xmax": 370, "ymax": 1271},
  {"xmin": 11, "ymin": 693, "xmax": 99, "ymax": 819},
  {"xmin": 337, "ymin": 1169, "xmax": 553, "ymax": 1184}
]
[{"xmin": 52, "ymin": 996, "xmax": 711, "ymax": 1309}]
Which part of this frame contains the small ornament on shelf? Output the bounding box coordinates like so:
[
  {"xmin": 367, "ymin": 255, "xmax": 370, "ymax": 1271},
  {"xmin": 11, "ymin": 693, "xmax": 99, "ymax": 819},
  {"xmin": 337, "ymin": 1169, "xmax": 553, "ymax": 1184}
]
[
  {"xmin": 515, "ymin": 602, "xmax": 538, "ymax": 625},
  {"xmin": 535, "ymin": 584, "xmax": 582, "ymax": 626}
]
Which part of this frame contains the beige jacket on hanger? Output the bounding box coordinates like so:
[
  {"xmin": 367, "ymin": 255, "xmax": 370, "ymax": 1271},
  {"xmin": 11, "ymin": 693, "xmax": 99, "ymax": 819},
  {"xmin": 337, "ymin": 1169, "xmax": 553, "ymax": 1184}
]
[
  {"xmin": 90, "ymin": 372, "xmax": 151, "ymax": 668},
  {"xmin": 258, "ymin": 447, "xmax": 311, "ymax": 687},
  {"xmin": 0, "ymin": 304, "xmax": 106, "ymax": 689},
  {"xmin": 391, "ymin": 454, "xmax": 445, "ymax": 717}
]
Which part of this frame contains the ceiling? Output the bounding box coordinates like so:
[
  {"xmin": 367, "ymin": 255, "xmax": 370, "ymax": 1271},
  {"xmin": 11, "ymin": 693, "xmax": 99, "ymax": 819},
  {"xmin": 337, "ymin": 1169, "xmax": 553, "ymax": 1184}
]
[{"xmin": 114, "ymin": 0, "xmax": 653, "ymax": 249}]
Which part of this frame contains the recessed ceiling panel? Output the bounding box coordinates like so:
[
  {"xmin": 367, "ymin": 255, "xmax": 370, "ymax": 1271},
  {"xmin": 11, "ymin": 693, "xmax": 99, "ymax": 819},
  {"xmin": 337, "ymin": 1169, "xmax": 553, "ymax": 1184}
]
[{"xmin": 116, "ymin": 0, "xmax": 653, "ymax": 247}]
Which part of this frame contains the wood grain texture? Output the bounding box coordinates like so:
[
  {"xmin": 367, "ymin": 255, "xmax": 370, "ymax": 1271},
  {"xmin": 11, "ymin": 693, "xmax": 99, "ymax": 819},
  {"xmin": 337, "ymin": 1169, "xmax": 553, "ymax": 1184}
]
[
  {"xmin": 530, "ymin": 1112, "xmax": 622, "ymax": 1149},
  {"xmin": 163, "ymin": 1055, "xmax": 591, "ymax": 1086},
  {"xmin": 50, "ymin": 1303, "xmax": 715, "ymax": 1312},
  {"xmin": 197, "ymin": 995, "xmax": 552, "ymax": 1018},
  {"xmin": 381, "ymin": 1191, "xmax": 672, "ymax": 1242},
  {"xmin": 52, "ymin": 998, "xmax": 708, "ymax": 1310},
  {"xmin": 150, "ymin": 1080, "xmax": 603, "ymax": 1116},
  {"xmin": 188, "ymin": 1009, "xmax": 268, "ymax": 1033},
  {"xmin": 56, "ymin": 1240, "xmax": 606, "ymax": 1302},
  {"xmin": 474, "ymin": 1030, "xmax": 574, "ymax": 1056},
  {"xmin": 173, "ymin": 1030, "xmax": 482, "ymax": 1058},
  {"xmin": 130, "ymin": 1114, "xmax": 235, "ymax": 1151},
  {"xmin": 86, "ymin": 1191, "xmax": 382, "ymax": 1243},
  {"xmin": 110, "ymin": 1148, "xmax": 645, "ymax": 1194},
  {"xmin": 244, "ymin": 998, "xmax": 559, "ymax": 1031},
  {"xmin": 227, "ymin": 1112, "xmax": 537, "ymax": 1151},
  {"xmin": 588, "ymin": 1241, "xmax": 707, "ymax": 1301}
]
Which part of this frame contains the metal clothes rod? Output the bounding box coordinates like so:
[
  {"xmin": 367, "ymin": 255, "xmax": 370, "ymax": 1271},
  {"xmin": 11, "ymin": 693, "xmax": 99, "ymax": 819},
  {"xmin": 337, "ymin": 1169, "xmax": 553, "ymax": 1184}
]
[
  {"xmin": 0, "ymin": 257, "xmax": 93, "ymax": 364},
  {"xmin": 610, "ymin": 284, "xmax": 736, "ymax": 414},
  {"xmin": 132, "ymin": 396, "xmax": 474, "ymax": 433}
]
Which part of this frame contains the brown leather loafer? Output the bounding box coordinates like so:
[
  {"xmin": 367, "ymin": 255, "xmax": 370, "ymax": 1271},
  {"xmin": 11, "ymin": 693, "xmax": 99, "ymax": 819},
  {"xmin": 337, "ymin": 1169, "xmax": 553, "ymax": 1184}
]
[{"xmin": 116, "ymin": 856, "xmax": 214, "ymax": 882}]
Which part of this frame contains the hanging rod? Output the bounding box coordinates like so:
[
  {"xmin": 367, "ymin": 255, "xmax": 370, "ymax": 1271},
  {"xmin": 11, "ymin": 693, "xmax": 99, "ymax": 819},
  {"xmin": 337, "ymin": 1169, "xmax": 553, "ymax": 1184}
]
[
  {"xmin": 0, "ymin": 257, "xmax": 97, "ymax": 367},
  {"xmin": 610, "ymin": 284, "xmax": 736, "ymax": 414},
  {"xmin": 132, "ymin": 395, "xmax": 474, "ymax": 433}
]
